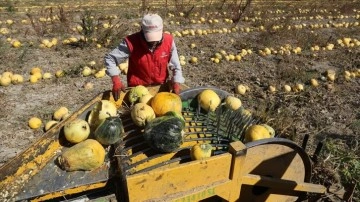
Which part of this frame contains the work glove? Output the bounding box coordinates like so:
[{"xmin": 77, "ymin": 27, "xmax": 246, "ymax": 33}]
[
  {"xmin": 172, "ymin": 82, "xmax": 181, "ymax": 95},
  {"xmin": 112, "ymin": 75, "xmax": 125, "ymax": 101}
]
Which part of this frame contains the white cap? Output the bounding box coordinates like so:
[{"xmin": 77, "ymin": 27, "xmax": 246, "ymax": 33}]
[{"xmin": 141, "ymin": 14, "xmax": 163, "ymax": 42}]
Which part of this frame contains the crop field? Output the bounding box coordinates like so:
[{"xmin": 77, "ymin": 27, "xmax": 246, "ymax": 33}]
[{"xmin": 0, "ymin": 0, "xmax": 359, "ymax": 201}]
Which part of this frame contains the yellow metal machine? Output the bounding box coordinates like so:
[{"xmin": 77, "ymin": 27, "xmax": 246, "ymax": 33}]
[{"xmin": 0, "ymin": 86, "xmax": 346, "ymax": 201}]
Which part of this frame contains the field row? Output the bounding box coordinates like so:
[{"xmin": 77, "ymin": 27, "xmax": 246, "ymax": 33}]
[
  {"xmin": 1, "ymin": 0, "xmax": 359, "ymax": 20},
  {"xmin": 1, "ymin": 6, "xmax": 359, "ymax": 24},
  {"xmin": 0, "ymin": 10, "xmax": 359, "ymax": 48},
  {"xmin": 1, "ymin": 58, "xmax": 359, "ymax": 92},
  {"xmin": 0, "ymin": 0, "xmax": 332, "ymax": 10}
]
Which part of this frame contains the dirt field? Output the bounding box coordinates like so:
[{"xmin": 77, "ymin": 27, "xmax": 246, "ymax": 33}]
[{"xmin": 0, "ymin": 0, "xmax": 359, "ymax": 201}]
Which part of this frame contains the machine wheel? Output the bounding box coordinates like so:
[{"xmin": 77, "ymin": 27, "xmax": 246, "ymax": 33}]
[{"xmin": 238, "ymin": 138, "xmax": 312, "ymax": 201}]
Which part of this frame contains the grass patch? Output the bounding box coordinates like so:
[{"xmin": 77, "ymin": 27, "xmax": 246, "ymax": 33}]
[{"xmin": 317, "ymin": 138, "xmax": 360, "ymax": 201}]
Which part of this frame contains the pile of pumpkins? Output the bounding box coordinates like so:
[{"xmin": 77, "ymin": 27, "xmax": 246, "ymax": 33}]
[
  {"xmin": 128, "ymin": 86, "xmax": 186, "ymax": 153},
  {"xmin": 57, "ymin": 99, "xmax": 123, "ymax": 172},
  {"xmin": 56, "ymin": 85, "xmax": 276, "ymax": 171},
  {"xmin": 128, "ymin": 86, "xmax": 216, "ymax": 160},
  {"xmin": 127, "ymin": 86, "xmax": 276, "ymax": 160},
  {"xmin": 128, "ymin": 85, "xmax": 182, "ymax": 127},
  {"xmin": 196, "ymin": 89, "xmax": 275, "ymax": 142}
]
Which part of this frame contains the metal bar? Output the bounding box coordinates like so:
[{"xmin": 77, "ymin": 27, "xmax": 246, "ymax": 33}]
[
  {"xmin": 302, "ymin": 134, "xmax": 309, "ymax": 150},
  {"xmin": 242, "ymin": 174, "xmax": 326, "ymax": 194},
  {"xmin": 29, "ymin": 182, "xmax": 108, "ymax": 202},
  {"xmin": 125, "ymin": 153, "xmax": 232, "ymax": 202},
  {"xmin": 312, "ymin": 142, "xmax": 323, "ymax": 163},
  {"xmin": 226, "ymin": 141, "xmax": 247, "ymax": 201}
]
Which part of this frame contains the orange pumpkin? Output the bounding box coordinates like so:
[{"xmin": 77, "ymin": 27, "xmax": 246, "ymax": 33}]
[{"xmin": 151, "ymin": 92, "xmax": 182, "ymax": 116}]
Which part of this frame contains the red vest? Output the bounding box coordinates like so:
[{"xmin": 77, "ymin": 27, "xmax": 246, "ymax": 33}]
[{"xmin": 125, "ymin": 32, "xmax": 173, "ymax": 87}]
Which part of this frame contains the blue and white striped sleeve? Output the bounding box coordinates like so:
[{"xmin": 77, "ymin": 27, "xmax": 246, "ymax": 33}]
[
  {"xmin": 104, "ymin": 40, "xmax": 130, "ymax": 77},
  {"xmin": 169, "ymin": 40, "xmax": 185, "ymax": 83}
]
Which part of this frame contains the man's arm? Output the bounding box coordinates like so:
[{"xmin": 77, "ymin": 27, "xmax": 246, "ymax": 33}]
[
  {"xmin": 105, "ymin": 40, "xmax": 130, "ymax": 101},
  {"xmin": 104, "ymin": 40, "xmax": 130, "ymax": 77},
  {"xmin": 169, "ymin": 40, "xmax": 185, "ymax": 83}
]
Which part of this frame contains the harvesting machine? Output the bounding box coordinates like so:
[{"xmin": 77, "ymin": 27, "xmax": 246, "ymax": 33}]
[{"xmin": 0, "ymin": 85, "xmax": 353, "ymax": 201}]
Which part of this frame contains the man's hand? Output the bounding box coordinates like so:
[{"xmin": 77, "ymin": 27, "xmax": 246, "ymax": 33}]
[
  {"xmin": 112, "ymin": 75, "xmax": 125, "ymax": 101},
  {"xmin": 172, "ymin": 82, "xmax": 181, "ymax": 95}
]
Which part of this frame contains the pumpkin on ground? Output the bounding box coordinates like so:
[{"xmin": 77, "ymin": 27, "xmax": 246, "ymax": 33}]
[
  {"xmin": 28, "ymin": 117, "xmax": 42, "ymax": 129},
  {"xmin": 45, "ymin": 120, "xmax": 58, "ymax": 131},
  {"xmin": 0, "ymin": 75, "xmax": 11, "ymax": 86},
  {"xmin": 190, "ymin": 142, "xmax": 213, "ymax": 160},
  {"xmin": 64, "ymin": 118, "xmax": 90, "ymax": 143},
  {"xmin": 131, "ymin": 103, "xmax": 156, "ymax": 127},
  {"xmin": 94, "ymin": 116, "xmax": 124, "ymax": 145},
  {"xmin": 244, "ymin": 124, "xmax": 271, "ymax": 143},
  {"xmin": 197, "ymin": 89, "xmax": 221, "ymax": 112},
  {"xmin": 57, "ymin": 139, "xmax": 105, "ymax": 171},
  {"xmin": 143, "ymin": 111, "xmax": 185, "ymax": 153},
  {"xmin": 53, "ymin": 106, "xmax": 69, "ymax": 121},
  {"xmin": 151, "ymin": 92, "xmax": 182, "ymax": 117}
]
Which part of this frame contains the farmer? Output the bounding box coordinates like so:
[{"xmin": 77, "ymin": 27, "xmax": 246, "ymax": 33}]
[{"xmin": 104, "ymin": 13, "xmax": 185, "ymax": 101}]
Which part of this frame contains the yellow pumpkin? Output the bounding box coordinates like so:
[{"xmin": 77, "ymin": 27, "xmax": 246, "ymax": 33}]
[
  {"xmin": 151, "ymin": 92, "xmax": 182, "ymax": 116},
  {"xmin": 244, "ymin": 124, "xmax": 271, "ymax": 143},
  {"xmin": 139, "ymin": 94, "xmax": 153, "ymax": 105},
  {"xmin": 2, "ymin": 71, "xmax": 13, "ymax": 79},
  {"xmin": 11, "ymin": 74, "xmax": 24, "ymax": 84},
  {"xmin": 30, "ymin": 67, "xmax": 42, "ymax": 75},
  {"xmin": 190, "ymin": 143, "xmax": 213, "ymax": 160},
  {"xmin": 0, "ymin": 76, "xmax": 11, "ymax": 86},
  {"xmin": 128, "ymin": 85, "xmax": 150, "ymax": 104},
  {"xmin": 261, "ymin": 124, "xmax": 276, "ymax": 137},
  {"xmin": 45, "ymin": 120, "xmax": 59, "ymax": 131},
  {"xmin": 55, "ymin": 70, "xmax": 65, "ymax": 78},
  {"xmin": 53, "ymin": 106, "xmax": 69, "ymax": 121},
  {"xmin": 57, "ymin": 139, "xmax": 105, "ymax": 171},
  {"xmin": 131, "ymin": 103, "xmax": 156, "ymax": 127},
  {"xmin": 241, "ymin": 108, "xmax": 252, "ymax": 117},
  {"xmin": 224, "ymin": 95, "xmax": 242, "ymax": 110},
  {"xmin": 28, "ymin": 117, "xmax": 42, "ymax": 129},
  {"xmin": 197, "ymin": 89, "xmax": 221, "ymax": 112},
  {"xmin": 42, "ymin": 72, "xmax": 52, "ymax": 79},
  {"xmin": 88, "ymin": 100, "xmax": 117, "ymax": 130},
  {"xmin": 32, "ymin": 72, "xmax": 42, "ymax": 80},
  {"xmin": 64, "ymin": 118, "xmax": 90, "ymax": 143}
]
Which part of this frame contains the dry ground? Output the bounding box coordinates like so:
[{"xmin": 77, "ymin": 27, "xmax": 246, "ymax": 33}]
[{"xmin": 0, "ymin": 0, "xmax": 359, "ymax": 201}]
